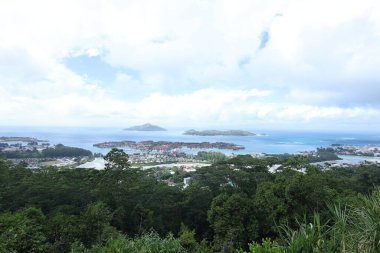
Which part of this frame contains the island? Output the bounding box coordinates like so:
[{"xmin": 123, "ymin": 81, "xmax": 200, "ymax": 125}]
[
  {"xmin": 0, "ymin": 136, "xmax": 46, "ymax": 142},
  {"xmin": 124, "ymin": 123, "xmax": 166, "ymax": 131},
  {"xmin": 94, "ymin": 140, "xmax": 245, "ymax": 151},
  {"xmin": 0, "ymin": 142, "xmax": 92, "ymax": 159},
  {"xmin": 183, "ymin": 129, "xmax": 255, "ymax": 136}
]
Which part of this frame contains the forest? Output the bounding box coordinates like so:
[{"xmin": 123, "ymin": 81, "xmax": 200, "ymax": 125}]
[
  {"xmin": 1, "ymin": 148, "xmax": 380, "ymax": 252},
  {"xmin": 0, "ymin": 144, "xmax": 92, "ymax": 159}
]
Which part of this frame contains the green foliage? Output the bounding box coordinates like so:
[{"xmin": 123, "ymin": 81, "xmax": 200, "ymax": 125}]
[
  {"xmin": 183, "ymin": 185, "xmax": 213, "ymax": 240},
  {"xmin": 104, "ymin": 148, "xmax": 130, "ymax": 170},
  {"xmin": 244, "ymin": 188, "xmax": 380, "ymax": 253},
  {"xmin": 179, "ymin": 223, "xmax": 197, "ymax": 251},
  {"xmin": 193, "ymin": 156, "xmax": 272, "ymax": 197},
  {"xmin": 309, "ymin": 148, "xmax": 341, "ymax": 163},
  {"xmin": 80, "ymin": 202, "xmax": 112, "ymax": 247},
  {"xmin": 208, "ymin": 193, "xmax": 258, "ymax": 252},
  {"xmin": 348, "ymin": 188, "xmax": 380, "ymax": 252},
  {"xmin": 0, "ymin": 208, "xmax": 47, "ymax": 253},
  {"xmin": 240, "ymin": 214, "xmax": 338, "ymax": 253},
  {"xmin": 1, "ymin": 145, "xmax": 92, "ymax": 159},
  {"xmin": 42, "ymin": 145, "xmax": 92, "ymax": 158},
  {"xmin": 72, "ymin": 232, "xmax": 185, "ymax": 253},
  {"xmin": 282, "ymin": 154, "xmax": 310, "ymax": 168},
  {"xmin": 194, "ymin": 151, "xmax": 226, "ymax": 162},
  {"xmin": 279, "ymin": 214, "xmax": 339, "ymax": 253},
  {"xmin": 2, "ymin": 152, "xmax": 380, "ymax": 253},
  {"xmin": 45, "ymin": 212, "xmax": 82, "ymax": 252},
  {"xmin": 254, "ymin": 181, "xmax": 287, "ymax": 238},
  {"xmin": 131, "ymin": 203, "xmax": 154, "ymax": 234},
  {"xmin": 237, "ymin": 239, "xmax": 283, "ymax": 253},
  {"xmin": 227, "ymin": 155, "xmax": 267, "ymax": 168}
]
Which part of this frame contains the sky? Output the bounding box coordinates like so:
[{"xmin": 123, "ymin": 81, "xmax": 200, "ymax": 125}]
[{"xmin": 1, "ymin": 0, "xmax": 380, "ymax": 131}]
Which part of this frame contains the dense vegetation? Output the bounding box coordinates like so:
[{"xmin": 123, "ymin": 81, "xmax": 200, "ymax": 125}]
[
  {"xmin": 194, "ymin": 151, "xmax": 227, "ymax": 162},
  {"xmin": 0, "ymin": 144, "xmax": 92, "ymax": 159},
  {"xmin": 1, "ymin": 149, "xmax": 380, "ymax": 252},
  {"xmin": 272, "ymin": 148, "xmax": 341, "ymax": 164}
]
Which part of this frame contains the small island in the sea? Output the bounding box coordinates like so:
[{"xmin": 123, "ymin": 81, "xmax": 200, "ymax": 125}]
[
  {"xmin": 183, "ymin": 129, "xmax": 255, "ymax": 136},
  {"xmin": 124, "ymin": 123, "xmax": 167, "ymax": 131}
]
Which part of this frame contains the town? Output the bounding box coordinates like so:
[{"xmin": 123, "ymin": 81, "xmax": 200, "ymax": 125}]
[
  {"xmin": 93, "ymin": 140, "xmax": 245, "ymax": 151},
  {"xmin": 0, "ymin": 137, "xmax": 92, "ymax": 168},
  {"xmin": 0, "ymin": 137, "xmax": 50, "ymax": 152},
  {"xmin": 0, "ymin": 137, "xmax": 219, "ymax": 170},
  {"xmin": 302, "ymin": 145, "xmax": 380, "ymax": 158},
  {"xmin": 3, "ymin": 137, "xmax": 380, "ymax": 172},
  {"xmin": 329, "ymin": 144, "xmax": 380, "ymax": 156}
]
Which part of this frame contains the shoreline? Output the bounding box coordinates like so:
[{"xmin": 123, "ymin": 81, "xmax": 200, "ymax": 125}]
[{"xmin": 93, "ymin": 140, "xmax": 245, "ymax": 151}]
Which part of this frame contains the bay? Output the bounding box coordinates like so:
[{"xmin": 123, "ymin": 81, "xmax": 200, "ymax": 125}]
[{"xmin": 1, "ymin": 126, "xmax": 380, "ymax": 155}]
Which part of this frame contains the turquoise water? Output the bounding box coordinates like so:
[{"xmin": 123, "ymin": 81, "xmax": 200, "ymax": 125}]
[{"xmin": 1, "ymin": 126, "xmax": 380, "ymax": 155}]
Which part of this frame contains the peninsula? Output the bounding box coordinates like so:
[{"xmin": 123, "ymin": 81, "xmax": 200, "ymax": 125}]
[
  {"xmin": 183, "ymin": 129, "xmax": 255, "ymax": 136},
  {"xmin": 0, "ymin": 136, "xmax": 46, "ymax": 142},
  {"xmin": 124, "ymin": 123, "xmax": 166, "ymax": 131}
]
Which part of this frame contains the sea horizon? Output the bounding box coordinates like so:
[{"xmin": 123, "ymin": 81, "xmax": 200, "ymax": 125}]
[{"xmin": 1, "ymin": 126, "xmax": 380, "ymax": 155}]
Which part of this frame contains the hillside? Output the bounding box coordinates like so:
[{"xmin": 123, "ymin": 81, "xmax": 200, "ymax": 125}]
[{"xmin": 124, "ymin": 123, "xmax": 167, "ymax": 131}]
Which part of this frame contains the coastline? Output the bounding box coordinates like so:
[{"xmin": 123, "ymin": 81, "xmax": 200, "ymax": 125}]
[{"xmin": 1, "ymin": 126, "xmax": 380, "ymax": 155}]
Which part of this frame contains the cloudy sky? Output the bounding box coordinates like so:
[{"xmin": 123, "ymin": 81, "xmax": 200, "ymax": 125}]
[{"xmin": 1, "ymin": 0, "xmax": 380, "ymax": 131}]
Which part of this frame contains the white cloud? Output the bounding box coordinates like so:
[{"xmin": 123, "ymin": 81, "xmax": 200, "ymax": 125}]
[
  {"xmin": 1, "ymin": 84, "xmax": 379, "ymax": 130},
  {"xmin": 0, "ymin": 0, "xmax": 379, "ymax": 130},
  {"xmin": 247, "ymin": 0, "xmax": 380, "ymax": 105}
]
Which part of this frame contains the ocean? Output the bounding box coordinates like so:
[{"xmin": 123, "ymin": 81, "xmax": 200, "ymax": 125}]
[{"xmin": 1, "ymin": 126, "xmax": 380, "ymax": 155}]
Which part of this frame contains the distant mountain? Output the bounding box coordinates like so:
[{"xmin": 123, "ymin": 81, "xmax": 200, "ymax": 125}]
[
  {"xmin": 183, "ymin": 129, "xmax": 255, "ymax": 136},
  {"xmin": 124, "ymin": 123, "xmax": 167, "ymax": 131}
]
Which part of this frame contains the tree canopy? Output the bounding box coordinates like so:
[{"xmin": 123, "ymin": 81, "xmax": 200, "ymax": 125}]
[{"xmin": 1, "ymin": 151, "xmax": 380, "ymax": 252}]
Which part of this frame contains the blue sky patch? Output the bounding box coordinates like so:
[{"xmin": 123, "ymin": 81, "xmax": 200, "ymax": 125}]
[
  {"xmin": 259, "ymin": 31, "xmax": 270, "ymax": 49},
  {"xmin": 63, "ymin": 55, "xmax": 139, "ymax": 84}
]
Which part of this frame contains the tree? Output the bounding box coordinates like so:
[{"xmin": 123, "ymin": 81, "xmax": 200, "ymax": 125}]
[
  {"xmin": 254, "ymin": 181, "xmax": 287, "ymax": 238},
  {"xmin": 71, "ymin": 232, "xmax": 186, "ymax": 253},
  {"xmin": 208, "ymin": 193, "xmax": 258, "ymax": 252},
  {"xmin": 79, "ymin": 201, "xmax": 112, "ymax": 247},
  {"xmin": 131, "ymin": 203, "xmax": 154, "ymax": 234},
  {"xmin": 183, "ymin": 185, "xmax": 213, "ymax": 240},
  {"xmin": 104, "ymin": 148, "xmax": 130, "ymax": 170},
  {"xmin": 179, "ymin": 223, "xmax": 197, "ymax": 251},
  {"xmin": 0, "ymin": 208, "xmax": 48, "ymax": 252},
  {"xmin": 45, "ymin": 212, "xmax": 82, "ymax": 253},
  {"xmin": 282, "ymin": 154, "xmax": 310, "ymax": 168}
]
